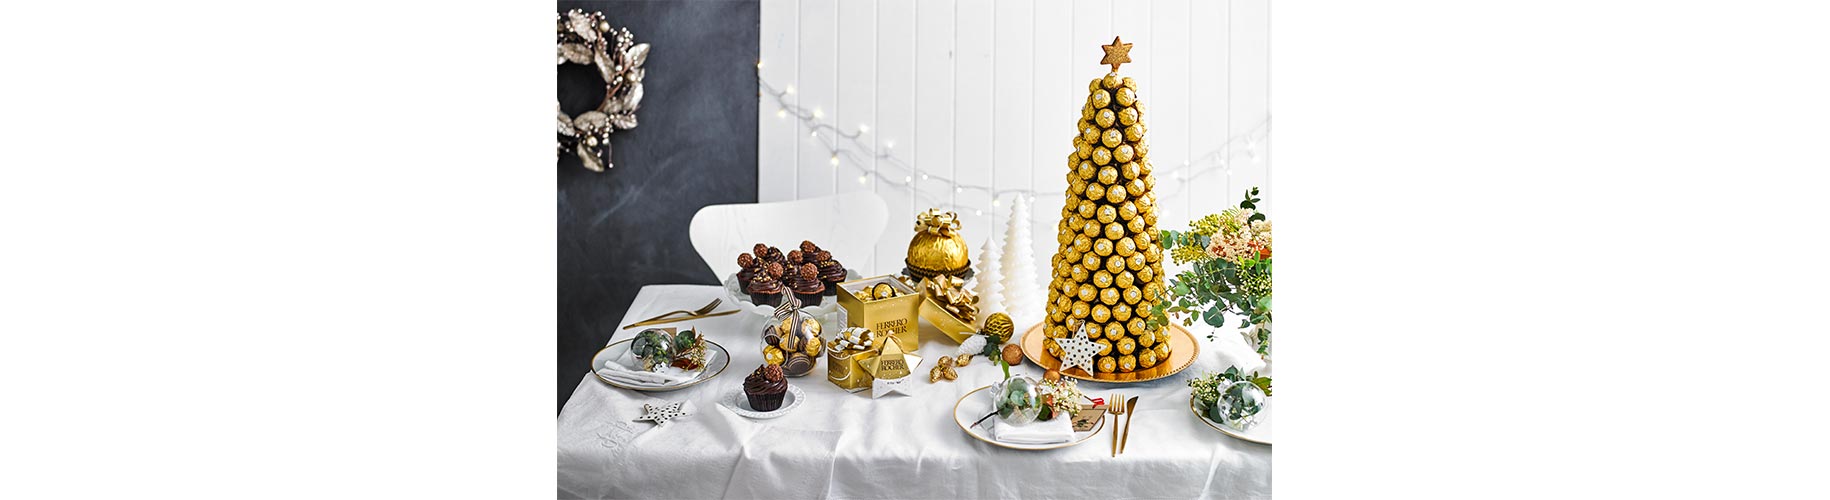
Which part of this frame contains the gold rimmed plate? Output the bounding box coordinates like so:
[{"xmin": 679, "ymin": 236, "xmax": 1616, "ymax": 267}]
[
  {"xmin": 1191, "ymin": 394, "xmax": 1274, "ymax": 445},
  {"xmin": 1019, "ymin": 322, "xmax": 1200, "ymax": 384},
  {"xmin": 590, "ymin": 338, "xmax": 730, "ymax": 392},
  {"xmin": 952, "ymin": 385, "xmax": 1104, "ymax": 451}
]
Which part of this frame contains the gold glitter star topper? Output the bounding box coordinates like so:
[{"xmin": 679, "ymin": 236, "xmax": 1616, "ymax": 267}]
[{"xmin": 1100, "ymin": 36, "xmax": 1133, "ymax": 71}]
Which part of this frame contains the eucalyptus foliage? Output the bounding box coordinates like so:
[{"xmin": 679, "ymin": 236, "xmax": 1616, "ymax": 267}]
[{"xmin": 1148, "ymin": 188, "xmax": 1272, "ymax": 358}]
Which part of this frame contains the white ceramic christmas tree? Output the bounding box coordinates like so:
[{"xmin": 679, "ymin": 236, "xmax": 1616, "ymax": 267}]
[
  {"xmin": 972, "ymin": 235, "xmax": 1006, "ymax": 329},
  {"xmin": 1000, "ymin": 195, "xmax": 1042, "ymax": 327}
]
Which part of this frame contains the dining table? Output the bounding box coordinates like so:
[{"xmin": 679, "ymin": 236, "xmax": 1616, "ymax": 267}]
[{"xmin": 558, "ymin": 284, "xmax": 1272, "ymax": 499}]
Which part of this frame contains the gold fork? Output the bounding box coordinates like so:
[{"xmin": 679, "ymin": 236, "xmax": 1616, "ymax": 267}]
[
  {"xmin": 620, "ymin": 298, "xmax": 724, "ymax": 329},
  {"xmin": 1109, "ymin": 392, "xmax": 1124, "ymax": 457}
]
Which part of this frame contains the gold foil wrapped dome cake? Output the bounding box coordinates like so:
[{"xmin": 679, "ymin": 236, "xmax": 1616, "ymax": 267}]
[{"xmin": 904, "ymin": 208, "xmax": 971, "ymax": 280}]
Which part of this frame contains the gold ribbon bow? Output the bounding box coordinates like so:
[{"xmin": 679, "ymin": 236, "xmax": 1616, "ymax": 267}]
[{"xmin": 914, "ymin": 208, "xmax": 961, "ymax": 236}]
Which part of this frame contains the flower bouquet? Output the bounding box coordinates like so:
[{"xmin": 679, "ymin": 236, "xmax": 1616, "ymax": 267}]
[{"xmin": 1148, "ymin": 187, "xmax": 1272, "ymax": 362}]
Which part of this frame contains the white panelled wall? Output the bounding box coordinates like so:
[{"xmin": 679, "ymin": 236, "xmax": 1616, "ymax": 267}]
[{"xmin": 759, "ymin": 0, "xmax": 1269, "ymax": 282}]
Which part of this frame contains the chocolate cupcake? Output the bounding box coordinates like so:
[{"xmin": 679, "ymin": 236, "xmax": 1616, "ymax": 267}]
[
  {"xmin": 747, "ymin": 262, "xmax": 785, "ymax": 307},
  {"xmin": 792, "ymin": 263, "xmax": 826, "ymax": 306},
  {"xmin": 744, "ymin": 364, "xmax": 788, "ymax": 411},
  {"xmin": 815, "ymin": 250, "xmax": 845, "ymax": 295}
]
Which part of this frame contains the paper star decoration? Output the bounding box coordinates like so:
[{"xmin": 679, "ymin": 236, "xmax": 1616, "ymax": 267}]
[
  {"xmin": 1055, "ymin": 325, "xmax": 1101, "ymax": 375},
  {"xmin": 872, "ymin": 372, "xmax": 915, "ymax": 398},
  {"xmin": 1100, "ymin": 35, "xmax": 1133, "ymax": 71},
  {"xmin": 633, "ymin": 401, "xmax": 690, "ymax": 426},
  {"xmin": 861, "ymin": 332, "xmax": 921, "ymax": 381}
]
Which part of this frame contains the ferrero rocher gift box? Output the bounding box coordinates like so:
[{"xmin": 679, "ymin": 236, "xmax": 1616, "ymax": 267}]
[{"xmin": 836, "ymin": 276, "xmax": 921, "ymax": 353}]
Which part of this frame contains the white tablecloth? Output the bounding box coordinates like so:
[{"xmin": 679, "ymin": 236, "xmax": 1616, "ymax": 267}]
[{"xmin": 558, "ymin": 285, "xmax": 1271, "ymax": 499}]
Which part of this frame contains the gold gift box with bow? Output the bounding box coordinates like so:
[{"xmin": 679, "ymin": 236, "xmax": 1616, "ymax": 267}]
[{"xmin": 836, "ymin": 275, "xmax": 922, "ymax": 353}]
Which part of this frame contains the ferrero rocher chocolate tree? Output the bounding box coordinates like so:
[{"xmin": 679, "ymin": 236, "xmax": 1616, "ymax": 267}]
[{"xmin": 1043, "ymin": 36, "xmax": 1169, "ymax": 375}]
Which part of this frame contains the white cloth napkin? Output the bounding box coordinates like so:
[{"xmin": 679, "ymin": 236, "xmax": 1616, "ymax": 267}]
[
  {"xmin": 990, "ymin": 415, "xmax": 1076, "ymax": 445},
  {"xmin": 595, "ymin": 349, "xmax": 718, "ymax": 388}
]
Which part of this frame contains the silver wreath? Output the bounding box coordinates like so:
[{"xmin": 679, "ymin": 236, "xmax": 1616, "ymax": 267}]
[{"xmin": 557, "ymin": 9, "xmax": 648, "ymax": 172}]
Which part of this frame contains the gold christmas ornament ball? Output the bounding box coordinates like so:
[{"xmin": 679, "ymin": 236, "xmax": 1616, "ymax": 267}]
[
  {"xmin": 1095, "ymin": 108, "xmax": 1116, "ymax": 128},
  {"xmin": 983, "ymin": 312, "xmax": 1015, "ymax": 344}
]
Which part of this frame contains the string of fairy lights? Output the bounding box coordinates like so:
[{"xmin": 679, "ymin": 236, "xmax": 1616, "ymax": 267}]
[{"xmin": 759, "ymin": 76, "xmax": 1268, "ymax": 217}]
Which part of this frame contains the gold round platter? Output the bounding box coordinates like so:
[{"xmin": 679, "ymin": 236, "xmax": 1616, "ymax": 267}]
[
  {"xmin": 1019, "ymin": 322, "xmax": 1199, "ymax": 384},
  {"xmin": 1191, "ymin": 394, "xmax": 1274, "ymax": 445},
  {"xmin": 590, "ymin": 338, "xmax": 730, "ymax": 392},
  {"xmin": 952, "ymin": 385, "xmax": 1104, "ymax": 451}
]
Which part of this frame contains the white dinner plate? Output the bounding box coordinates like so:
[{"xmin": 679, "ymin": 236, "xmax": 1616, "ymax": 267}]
[
  {"xmin": 1192, "ymin": 395, "xmax": 1273, "ymax": 445},
  {"xmin": 952, "ymin": 385, "xmax": 1104, "ymax": 451},
  {"xmin": 590, "ymin": 338, "xmax": 730, "ymax": 392},
  {"xmin": 720, "ymin": 385, "xmax": 805, "ymax": 419}
]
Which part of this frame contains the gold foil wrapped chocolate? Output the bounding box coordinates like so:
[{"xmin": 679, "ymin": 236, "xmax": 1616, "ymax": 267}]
[{"xmin": 904, "ymin": 208, "xmax": 971, "ymax": 280}]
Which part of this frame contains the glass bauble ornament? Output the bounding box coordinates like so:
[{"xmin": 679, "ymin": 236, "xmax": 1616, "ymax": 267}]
[
  {"xmin": 631, "ymin": 328, "xmax": 675, "ymax": 370},
  {"xmin": 1215, "ymin": 381, "xmax": 1266, "ymax": 430},
  {"xmin": 993, "ymin": 375, "xmax": 1042, "ymax": 425}
]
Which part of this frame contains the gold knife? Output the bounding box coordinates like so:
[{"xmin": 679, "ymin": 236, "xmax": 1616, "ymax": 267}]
[
  {"xmin": 1120, "ymin": 396, "xmax": 1140, "ymax": 454},
  {"xmin": 622, "ymin": 307, "xmax": 735, "ymax": 326}
]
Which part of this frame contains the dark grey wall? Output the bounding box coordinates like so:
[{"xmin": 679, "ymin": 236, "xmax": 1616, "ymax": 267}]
[{"xmin": 558, "ymin": 0, "xmax": 758, "ymax": 412}]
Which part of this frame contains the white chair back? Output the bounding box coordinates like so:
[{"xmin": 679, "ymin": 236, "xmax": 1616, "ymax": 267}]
[{"xmin": 689, "ymin": 191, "xmax": 889, "ymax": 281}]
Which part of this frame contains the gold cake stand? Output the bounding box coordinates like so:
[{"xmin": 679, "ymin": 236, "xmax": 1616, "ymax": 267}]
[{"xmin": 1019, "ymin": 322, "xmax": 1200, "ymax": 384}]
